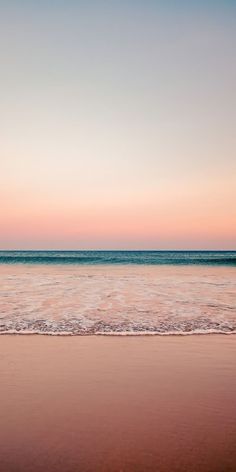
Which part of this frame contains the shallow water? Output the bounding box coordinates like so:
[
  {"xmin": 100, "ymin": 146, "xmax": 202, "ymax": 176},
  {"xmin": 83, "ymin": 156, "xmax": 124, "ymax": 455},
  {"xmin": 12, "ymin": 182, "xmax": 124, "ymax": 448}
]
[{"xmin": 0, "ymin": 262, "xmax": 235, "ymax": 335}]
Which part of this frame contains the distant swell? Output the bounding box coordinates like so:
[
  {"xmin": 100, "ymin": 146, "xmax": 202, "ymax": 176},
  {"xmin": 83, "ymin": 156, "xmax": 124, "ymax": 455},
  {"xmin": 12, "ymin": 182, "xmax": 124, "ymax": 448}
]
[{"xmin": 0, "ymin": 251, "xmax": 236, "ymax": 266}]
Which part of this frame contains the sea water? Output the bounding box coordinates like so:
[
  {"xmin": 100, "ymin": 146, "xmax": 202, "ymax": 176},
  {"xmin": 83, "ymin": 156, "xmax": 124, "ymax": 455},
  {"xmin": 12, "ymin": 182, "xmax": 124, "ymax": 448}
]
[{"xmin": 0, "ymin": 251, "xmax": 235, "ymax": 335}]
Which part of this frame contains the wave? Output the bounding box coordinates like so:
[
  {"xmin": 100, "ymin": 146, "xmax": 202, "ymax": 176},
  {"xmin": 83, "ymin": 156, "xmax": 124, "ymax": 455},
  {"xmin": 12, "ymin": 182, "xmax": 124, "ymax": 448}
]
[
  {"xmin": 1, "ymin": 317, "xmax": 236, "ymax": 336},
  {"xmin": 0, "ymin": 251, "xmax": 236, "ymax": 266}
]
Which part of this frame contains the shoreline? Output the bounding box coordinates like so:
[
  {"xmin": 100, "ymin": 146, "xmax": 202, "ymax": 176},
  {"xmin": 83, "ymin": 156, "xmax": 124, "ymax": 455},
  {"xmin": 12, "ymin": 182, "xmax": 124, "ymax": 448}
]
[{"xmin": 1, "ymin": 330, "xmax": 236, "ymax": 336}]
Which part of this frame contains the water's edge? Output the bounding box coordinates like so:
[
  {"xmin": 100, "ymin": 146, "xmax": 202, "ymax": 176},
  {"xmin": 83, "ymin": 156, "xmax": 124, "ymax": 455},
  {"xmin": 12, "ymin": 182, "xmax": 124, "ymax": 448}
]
[{"xmin": 1, "ymin": 330, "xmax": 236, "ymax": 336}]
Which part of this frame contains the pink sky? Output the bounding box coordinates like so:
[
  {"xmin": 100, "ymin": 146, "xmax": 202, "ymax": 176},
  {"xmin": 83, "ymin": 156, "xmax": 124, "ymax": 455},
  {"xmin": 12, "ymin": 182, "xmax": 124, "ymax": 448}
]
[{"xmin": 1, "ymin": 2, "xmax": 236, "ymax": 249}]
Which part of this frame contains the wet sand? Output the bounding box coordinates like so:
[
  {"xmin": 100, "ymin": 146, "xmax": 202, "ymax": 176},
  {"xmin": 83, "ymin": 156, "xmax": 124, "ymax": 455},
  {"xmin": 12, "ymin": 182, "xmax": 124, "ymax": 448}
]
[{"xmin": 0, "ymin": 335, "xmax": 236, "ymax": 471}]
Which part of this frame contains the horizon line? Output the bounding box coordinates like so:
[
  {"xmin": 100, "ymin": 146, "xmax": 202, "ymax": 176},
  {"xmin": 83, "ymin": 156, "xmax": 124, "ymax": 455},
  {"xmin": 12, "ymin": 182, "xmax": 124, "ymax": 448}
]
[{"xmin": 0, "ymin": 249, "xmax": 236, "ymax": 252}]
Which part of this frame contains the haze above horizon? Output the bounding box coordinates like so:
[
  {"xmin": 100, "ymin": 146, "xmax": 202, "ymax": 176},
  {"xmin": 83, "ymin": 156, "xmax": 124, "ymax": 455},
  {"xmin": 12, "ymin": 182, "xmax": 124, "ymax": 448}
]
[{"xmin": 1, "ymin": 1, "xmax": 235, "ymax": 250}]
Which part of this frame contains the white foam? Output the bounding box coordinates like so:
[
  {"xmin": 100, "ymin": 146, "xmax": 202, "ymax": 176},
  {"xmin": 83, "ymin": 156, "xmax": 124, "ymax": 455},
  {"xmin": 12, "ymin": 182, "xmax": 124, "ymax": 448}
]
[{"xmin": 0, "ymin": 264, "xmax": 236, "ymax": 336}]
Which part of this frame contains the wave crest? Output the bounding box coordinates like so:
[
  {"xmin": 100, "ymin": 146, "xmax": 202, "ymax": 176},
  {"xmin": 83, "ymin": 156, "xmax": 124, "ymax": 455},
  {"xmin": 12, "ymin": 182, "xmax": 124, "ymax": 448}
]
[{"xmin": 1, "ymin": 317, "xmax": 236, "ymax": 336}]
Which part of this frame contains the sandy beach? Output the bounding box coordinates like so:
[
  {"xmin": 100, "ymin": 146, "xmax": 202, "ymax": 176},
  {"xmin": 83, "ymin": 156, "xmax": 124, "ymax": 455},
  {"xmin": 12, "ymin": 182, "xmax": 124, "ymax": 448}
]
[
  {"xmin": 0, "ymin": 335, "xmax": 236, "ymax": 471},
  {"xmin": 1, "ymin": 0, "xmax": 236, "ymax": 469}
]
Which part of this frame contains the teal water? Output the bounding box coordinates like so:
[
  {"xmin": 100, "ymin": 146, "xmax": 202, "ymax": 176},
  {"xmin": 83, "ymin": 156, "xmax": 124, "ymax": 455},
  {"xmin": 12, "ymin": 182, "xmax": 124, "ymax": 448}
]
[{"xmin": 0, "ymin": 251, "xmax": 236, "ymax": 265}]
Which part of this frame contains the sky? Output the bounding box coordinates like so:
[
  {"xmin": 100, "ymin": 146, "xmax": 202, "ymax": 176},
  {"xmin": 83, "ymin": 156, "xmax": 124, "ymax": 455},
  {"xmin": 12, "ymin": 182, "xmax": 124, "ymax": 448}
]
[{"xmin": 1, "ymin": 0, "xmax": 236, "ymax": 250}]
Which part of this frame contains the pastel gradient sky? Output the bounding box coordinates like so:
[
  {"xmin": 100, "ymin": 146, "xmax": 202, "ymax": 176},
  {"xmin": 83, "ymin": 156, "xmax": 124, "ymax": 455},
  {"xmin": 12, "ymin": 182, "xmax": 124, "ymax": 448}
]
[{"xmin": 1, "ymin": 1, "xmax": 236, "ymax": 249}]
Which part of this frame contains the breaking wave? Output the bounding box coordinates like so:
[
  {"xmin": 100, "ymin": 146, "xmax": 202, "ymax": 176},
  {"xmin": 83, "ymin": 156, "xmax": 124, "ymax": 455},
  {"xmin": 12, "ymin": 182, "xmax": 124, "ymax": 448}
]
[{"xmin": 1, "ymin": 316, "xmax": 236, "ymax": 336}]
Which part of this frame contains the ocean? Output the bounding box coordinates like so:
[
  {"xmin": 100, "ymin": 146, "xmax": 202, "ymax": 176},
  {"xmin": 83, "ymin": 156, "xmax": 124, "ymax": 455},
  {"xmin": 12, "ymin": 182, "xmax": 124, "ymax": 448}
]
[
  {"xmin": 0, "ymin": 251, "xmax": 235, "ymax": 336},
  {"xmin": 0, "ymin": 250, "xmax": 236, "ymax": 265}
]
